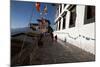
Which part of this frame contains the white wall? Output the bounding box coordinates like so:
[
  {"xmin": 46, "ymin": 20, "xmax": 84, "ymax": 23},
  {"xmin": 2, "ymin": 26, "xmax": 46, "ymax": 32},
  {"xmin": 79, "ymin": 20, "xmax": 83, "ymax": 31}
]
[{"xmin": 53, "ymin": 5, "xmax": 95, "ymax": 54}]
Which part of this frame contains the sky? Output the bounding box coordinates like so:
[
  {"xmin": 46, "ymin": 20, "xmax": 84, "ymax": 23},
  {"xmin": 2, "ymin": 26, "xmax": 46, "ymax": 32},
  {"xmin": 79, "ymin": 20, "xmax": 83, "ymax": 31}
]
[{"xmin": 11, "ymin": 0, "xmax": 57, "ymax": 29}]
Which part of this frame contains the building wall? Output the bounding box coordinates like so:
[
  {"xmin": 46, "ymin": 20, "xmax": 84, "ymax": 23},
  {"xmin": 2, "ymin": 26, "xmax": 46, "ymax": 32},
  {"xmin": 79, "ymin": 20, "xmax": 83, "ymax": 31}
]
[{"xmin": 53, "ymin": 5, "xmax": 95, "ymax": 54}]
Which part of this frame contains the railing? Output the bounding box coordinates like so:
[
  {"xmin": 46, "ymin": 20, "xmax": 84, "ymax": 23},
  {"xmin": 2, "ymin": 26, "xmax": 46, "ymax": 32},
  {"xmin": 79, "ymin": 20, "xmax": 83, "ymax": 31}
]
[{"xmin": 54, "ymin": 32, "xmax": 95, "ymax": 41}]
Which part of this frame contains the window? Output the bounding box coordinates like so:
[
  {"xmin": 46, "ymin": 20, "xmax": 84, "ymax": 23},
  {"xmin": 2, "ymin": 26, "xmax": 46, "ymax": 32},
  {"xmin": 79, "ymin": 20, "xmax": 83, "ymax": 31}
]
[
  {"xmin": 60, "ymin": 5, "xmax": 62, "ymax": 13},
  {"xmin": 87, "ymin": 6, "xmax": 95, "ymax": 19},
  {"xmin": 56, "ymin": 22, "xmax": 58, "ymax": 30},
  {"xmin": 62, "ymin": 12, "xmax": 67, "ymax": 29},
  {"xmin": 69, "ymin": 5, "xmax": 76, "ymax": 28},
  {"xmin": 84, "ymin": 6, "xmax": 95, "ymax": 24},
  {"xmin": 64, "ymin": 4, "xmax": 67, "ymax": 8},
  {"xmin": 59, "ymin": 19, "xmax": 61, "ymax": 30}
]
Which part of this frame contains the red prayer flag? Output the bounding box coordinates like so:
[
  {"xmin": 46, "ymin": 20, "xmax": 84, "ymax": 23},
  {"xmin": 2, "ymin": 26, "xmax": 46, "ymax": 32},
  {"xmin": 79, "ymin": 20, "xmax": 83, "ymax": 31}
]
[{"xmin": 35, "ymin": 2, "xmax": 40, "ymax": 12}]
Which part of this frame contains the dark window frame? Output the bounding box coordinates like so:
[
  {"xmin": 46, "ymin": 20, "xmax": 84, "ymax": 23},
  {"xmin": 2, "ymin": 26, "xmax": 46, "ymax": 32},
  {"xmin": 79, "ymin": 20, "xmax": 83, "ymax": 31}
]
[
  {"xmin": 84, "ymin": 6, "xmax": 95, "ymax": 24},
  {"xmin": 60, "ymin": 5, "xmax": 62, "ymax": 13},
  {"xmin": 56, "ymin": 21, "xmax": 58, "ymax": 31},
  {"xmin": 59, "ymin": 19, "xmax": 61, "ymax": 30},
  {"xmin": 69, "ymin": 5, "xmax": 76, "ymax": 28},
  {"xmin": 62, "ymin": 12, "xmax": 67, "ymax": 29},
  {"xmin": 64, "ymin": 4, "xmax": 67, "ymax": 8}
]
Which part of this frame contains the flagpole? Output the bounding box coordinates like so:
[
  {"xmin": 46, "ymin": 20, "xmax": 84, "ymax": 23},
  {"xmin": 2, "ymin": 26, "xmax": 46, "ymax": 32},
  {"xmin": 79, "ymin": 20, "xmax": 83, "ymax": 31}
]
[
  {"xmin": 19, "ymin": 3, "xmax": 34, "ymax": 61},
  {"xmin": 29, "ymin": 4, "xmax": 35, "ymax": 25}
]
